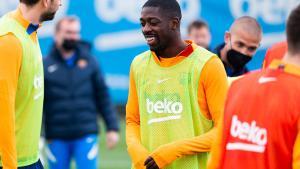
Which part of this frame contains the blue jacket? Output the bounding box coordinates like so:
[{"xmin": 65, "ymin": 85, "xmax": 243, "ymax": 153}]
[{"xmin": 43, "ymin": 42, "xmax": 119, "ymax": 140}]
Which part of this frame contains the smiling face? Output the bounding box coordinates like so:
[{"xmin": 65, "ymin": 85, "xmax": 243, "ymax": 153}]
[{"xmin": 140, "ymin": 7, "xmax": 175, "ymax": 52}]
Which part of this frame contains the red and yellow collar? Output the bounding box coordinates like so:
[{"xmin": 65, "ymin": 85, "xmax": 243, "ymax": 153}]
[
  {"xmin": 151, "ymin": 40, "xmax": 198, "ymax": 67},
  {"xmin": 269, "ymin": 59, "xmax": 300, "ymax": 77}
]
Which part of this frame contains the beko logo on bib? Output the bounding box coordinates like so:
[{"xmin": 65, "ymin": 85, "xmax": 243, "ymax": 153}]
[
  {"xmin": 146, "ymin": 98, "xmax": 183, "ymax": 124},
  {"xmin": 226, "ymin": 115, "xmax": 268, "ymax": 153},
  {"xmin": 146, "ymin": 99, "xmax": 183, "ymax": 114}
]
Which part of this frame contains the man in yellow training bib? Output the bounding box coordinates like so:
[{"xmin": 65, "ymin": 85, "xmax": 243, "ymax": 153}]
[
  {"xmin": 126, "ymin": 0, "xmax": 228, "ymax": 169},
  {"xmin": 0, "ymin": 0, "xmax": 61, "ymax": 168}
]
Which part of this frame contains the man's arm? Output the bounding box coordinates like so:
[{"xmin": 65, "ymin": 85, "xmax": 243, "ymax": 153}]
[
  {"xmin": 293, "ymin": 118, "xmax": 300, "ymax": 169},
  {"xmin": 91, "ymin": 58, "xmax": 120, "ymax": 149},
  {"xmin": 126, "ymin": 67, "xmax": 149, "ymax": 169},
  {"xmin": 92, "ymin": 58, "xmax": 119, "ymax": 132},
  {"xmin": 207, "ymin": 113, "xmax": 225, "ymax": 169},
  {"xmin": 149, "ymin": 57, "xmax": 228, "ymax": 168},
  {"xmin": 0, "ymin": 33, "xmax": 22, "ymax": 168}
]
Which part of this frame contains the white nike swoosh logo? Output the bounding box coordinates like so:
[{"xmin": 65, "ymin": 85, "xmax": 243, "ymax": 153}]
[
  {"xmin": 157, "ymin": 78, "xmax": 171, "ymax": 84},
  {"xmin": 258, "ymin": 77, "xmax": 277, "ymax": 84},
  {"xmin": 48, "ymin": 64, "xmax": 58, "ymax": 73}
]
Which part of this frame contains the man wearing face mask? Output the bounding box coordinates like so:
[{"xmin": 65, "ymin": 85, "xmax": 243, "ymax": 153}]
[
  {"xmin": 214, "ymin": 16, "xmax": 262, "ymax": 77},
  {"xmin": 43, "ymin": 17, "xmax": 120, "ymax": 169}
]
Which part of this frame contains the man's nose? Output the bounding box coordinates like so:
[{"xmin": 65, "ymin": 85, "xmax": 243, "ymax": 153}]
[
  {"xmin": 240, "ymin": 47, "xmax": 251, "ymax": 56},
  {"xmin": 142, "ymin": 23, "xmax": 152, "ymax": 34}
]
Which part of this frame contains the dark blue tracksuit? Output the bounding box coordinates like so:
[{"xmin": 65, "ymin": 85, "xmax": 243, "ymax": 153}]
[
  {"xmin": 43, "ymin": 42, "xmax": 119, "ymax": 140},
  {"xmin": 43, "ymin": 42, "xmax": 119, "ymax": 169}
]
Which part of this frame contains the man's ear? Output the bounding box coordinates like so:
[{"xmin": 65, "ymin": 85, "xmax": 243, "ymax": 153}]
[
  {"xmin": 170, "ymin": 17, "xmax": 180, "ymax": 30},
  {"xmin": 41, "ymin": 0, "xmax": 49, "ymax": 8},
  {"xmin": 224, "ymin": 31, "xmax": 231, "ymax": 44}
]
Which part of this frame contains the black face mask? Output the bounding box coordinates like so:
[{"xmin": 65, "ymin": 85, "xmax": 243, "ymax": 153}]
[
  {"xmin": 226, "ymin": 49, "xmax": 252, "ymax": 71},
  {"xmin": 62, "ymin": 39, "xmax": 78, "ymax": 51}
]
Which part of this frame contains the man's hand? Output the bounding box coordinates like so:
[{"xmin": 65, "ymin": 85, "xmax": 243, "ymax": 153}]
[
  {"xmin": 144, "ymin": 156, "xmax": 159, "ymax": 169},
  {"xmin": 106, "ymin": 131, "xmax": 119, "ymax": 149}
]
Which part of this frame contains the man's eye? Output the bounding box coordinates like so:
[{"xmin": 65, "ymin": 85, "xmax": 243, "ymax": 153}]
[
  {"xmin": 237, "ymin": 42, "xmax": 244, "ymax": 48},
  {"xmin": 248, "ymin": 47, "xmax": 257, "ymax": 52},
  {"xmin": 150, "ymin": 22, "xmax": 158, "ymax": 26},
  {"xmin": 150, "ymin": 20, "xmax": 160, "ymax": 26}
]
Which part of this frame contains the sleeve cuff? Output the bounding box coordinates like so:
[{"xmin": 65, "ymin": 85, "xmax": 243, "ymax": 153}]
[{"xmin": 151, "ymin": 151, "xmax": 173, "ymax": 169}]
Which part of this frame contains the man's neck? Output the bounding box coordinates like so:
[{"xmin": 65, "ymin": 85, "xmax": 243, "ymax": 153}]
[
  {"xmin": 220, "ymin": 46, "xmax": 229, "ymax": 65},
  {"xmin": 282, "ymin": 52, "xmax": 300, "ymax": 67},
  {"xmin": 61, "ymin": 51, "xmax": 75, "ymax": 60},
  {"xmin": 57, "ymin": 47, "xmax": 75, "ymax": 60},
  {"xmin": 19, "ymin": 3, "xmax": 41, "ymax": 25},
  {"xmin": 156, "ymin": 39, "xmax": 187, "ymax": 58}
]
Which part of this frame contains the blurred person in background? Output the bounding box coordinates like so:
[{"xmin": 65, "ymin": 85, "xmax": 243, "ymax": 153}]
[
  {"xmin": 43, "ymin": 16, "xmax": 119, "ymax": 169},
  {"xmin": 262, "ymin": 41, "xmax": 287, "ymax": 69},
  {"xmin": 214, "ymin": 16, "xmax": 262, "ymax": 77},
  {"xmin": 208, "ymin": 4, "xmax": 300, "ymax": 169},
  {"xmin": 126, "ymin": 0, "xmax": 228, "ymax": 169},
  {"xmin": 187, "ymin": 19, "xmax": 212, "ymax": 50},
  {"xmin": 0, "ymin": 0, "xmax": 61, "ymax": 168}
]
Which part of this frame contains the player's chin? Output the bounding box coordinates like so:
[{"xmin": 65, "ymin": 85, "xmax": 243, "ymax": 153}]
[{"xmin": 148, "ymin": 43, "xmax": 161, "ymax": 52}]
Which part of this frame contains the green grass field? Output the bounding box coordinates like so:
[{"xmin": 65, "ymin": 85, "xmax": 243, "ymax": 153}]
[{"xmin": 99, "ymin": 119, "xmax": 131, "ymax": 169}]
